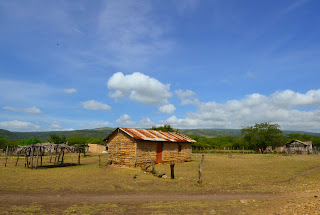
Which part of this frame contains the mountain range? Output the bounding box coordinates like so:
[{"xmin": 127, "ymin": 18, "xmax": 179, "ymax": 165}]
[{"xmin": 1, "ymin": 127, "xmax": 319, "ymax": 142}]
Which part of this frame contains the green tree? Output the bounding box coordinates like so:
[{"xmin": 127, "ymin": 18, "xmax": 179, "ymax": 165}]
[
  {"xmin": 47, "ymin": 134, "xmax": 67, "ymax": 144},
  {"xmin": 67, "ymin": 136, "xmax": 89, "ymax": 146},
  {"xmin": 0, "ymin": 136, "xmax": 8, "ymax": 150},
  {"xmin": 86, "ymin": 137, "xmax": 104, "ymax": 145},
  {"xmin": 241, "ymin": 122, "xmax": 284, "ymax": 152},
  {"xmin": 151, "ymin": 124, "xmax": 179, "ymax": 133},
  {"xmin": 20, "ymin": 138, "xmax": 41, "ymax": 146}
]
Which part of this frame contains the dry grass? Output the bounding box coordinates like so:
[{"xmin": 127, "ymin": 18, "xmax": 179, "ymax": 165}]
[
  {"xmin": 1, "ymin": 153, "xmax": 320, "ymax": 214},
  {"xmin": 1, "ymin": 153, "xmax": 320, "ymax": 193}
]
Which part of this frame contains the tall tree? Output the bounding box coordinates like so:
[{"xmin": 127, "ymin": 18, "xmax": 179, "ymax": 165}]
[
  {"xmin": 47, "ymin": 134, "xmax": 66, "ymax": 144},
  {"xmin": 20, "ymin": 138, "xmax": 41, "ymax": 146},
  {"xmin": 241, "ymin": 122, "xmax": 283, "ymax": 152},
  {"xmin": 151, "ymin": 124, "xmax": 179, "ymax": 133}
]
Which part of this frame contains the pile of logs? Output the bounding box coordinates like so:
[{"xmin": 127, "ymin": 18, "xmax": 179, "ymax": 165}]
[{"xmin": 14, "ymin": 143, "xmax": 84, "ymax": 169}]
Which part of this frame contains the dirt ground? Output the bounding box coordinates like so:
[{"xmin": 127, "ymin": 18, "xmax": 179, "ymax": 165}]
[
  {"xmin": 1, "ymin": 153, "xmax": 320, "ymax": 214},
  {"xmin": 1, "ymin": 190, "xmax": 320, "ymax": 214}
]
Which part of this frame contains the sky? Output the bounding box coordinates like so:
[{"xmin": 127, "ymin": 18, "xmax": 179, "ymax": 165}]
[{"xmin": 0, "ymin": 0, "xmax": 320, "ymax": 132}]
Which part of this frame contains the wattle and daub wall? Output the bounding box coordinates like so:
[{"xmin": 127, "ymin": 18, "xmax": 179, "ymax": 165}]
[{"xmin": 107, "ymin": 130, "xmax": 192, "ymax": 167}]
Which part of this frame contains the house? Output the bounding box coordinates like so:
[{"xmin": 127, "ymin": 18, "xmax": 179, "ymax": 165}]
[
  {"xmin": 286, "ymin": 140, "xmax": 313, "ymax": 154},
  {"xmin": 104, "ymin": 127, "xmax": 196, "ymax": 167}
]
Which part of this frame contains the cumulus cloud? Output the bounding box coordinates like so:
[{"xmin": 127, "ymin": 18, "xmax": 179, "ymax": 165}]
[
  {"xmin": 161, "ymin": 89, "xmax": 320, "ymax": 132},
  {"xmin": 175, "ymin": 89, "xmax": 199, "ymax": 105},
  {"xmin": 115, "ymin": 114, "xmax": 155, "ymax": 128},
  {"xmin": 107, "ymin": 72, "xmax": 173, "ymax": 106},
  {"xmin": 98, "ymin": 1, "xmax": 172, "ymax": 69},
  {"xmin": 159, "ymin": 104, "xmax": 176, "ymax": 114},
  {"xmin": 3, "ymin": 106, "xmax": 42, "ymax": 114},
  {"xmin": 0, "ymin": 120, "xmax": 40, "ymax": 131},
  {"xmin": 116, "ymin": 114, "xmax": 135, "ymax": 127},
  {"xmin": 81, "ymin": 100, "xmax": 111, "ymax": 111},
  {"xmin": 63, "ymin": 88, "xmax": 77, "ymax": 94}
]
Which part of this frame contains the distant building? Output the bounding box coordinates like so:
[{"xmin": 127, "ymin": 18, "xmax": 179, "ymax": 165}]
[
  {"xmin": 104, "ymin": 127, "xmax": 195, "ymax": 167},
  {"xmin": 286, "ymin": 140, "xmax": 313, "ymax": 154}
]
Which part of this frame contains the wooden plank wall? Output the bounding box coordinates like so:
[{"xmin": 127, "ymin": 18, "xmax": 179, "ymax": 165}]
[{"xmin": 108, "ymin": 130, "xmax": 192, "ymax": 167}]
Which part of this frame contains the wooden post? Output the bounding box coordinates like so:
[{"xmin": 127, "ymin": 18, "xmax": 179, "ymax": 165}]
[
  {"xmin": 99, "ymin": 155, "xmax": 101, "ymax": 166},
  {"xmin": 198, "ymin": 154, "xmax": 205, "ymax": 185},
  {"xmin": 15, "ymin": 151, "xmax": 20, "ymax": 166},
  {"xmin": 4, "ymin": 146, "xmax": 8, "ymax": 167},
  {"xmin": 35, "ymin": 147, "xmax": 40, "ymax": 169},
  {"xmin": 148, "ymin": 151, "xmax": 156, "ymax": 174},
  {"xmin": 49, "ymin": 149, "xmax": 53, "ymax": 163},
  {"xmin": 170, "ymin": 163, "xmax": 175, "ymax": 179},
  {"xmin": 54, "ymin": 147, "xmax": 59, "ymax": 166},
  {"xmin": 78, "ymin": 148, "xmax": 81, "ymax": 165},
  {"xmin": 61, "ymin": 149, "xmax": 65, "ymax": 164},
  {"xmin": 40, "ymin": 147, "xmax": 43, "ymax": 167},
  {"xmin": 24, "ymin": 151, "xmax": 27, "ymax": 167},
  {"xmin": 30, "ymin": 146, "xmax": 34, "ymax": 169}
]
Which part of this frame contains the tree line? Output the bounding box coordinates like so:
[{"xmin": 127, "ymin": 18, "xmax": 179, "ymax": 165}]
[
  {"xmin": 0, "ymin": 134, "xmax": 105, "ymax": 150},
  {"xmin": 1, "ymin": 123, "xmax": 320, "ymax": 151},
  {"xmin": 189, "ymin": 122, "xmax": 320, "ymax": 150}
]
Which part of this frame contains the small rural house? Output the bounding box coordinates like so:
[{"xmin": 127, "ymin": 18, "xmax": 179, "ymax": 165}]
[
  {"xmin": 104, "ymin": 127, "xmax": 196, "ymax": 167},
  {"xmin": 286, "ymin": 140, "xmax": 313, "ymax": 154}
]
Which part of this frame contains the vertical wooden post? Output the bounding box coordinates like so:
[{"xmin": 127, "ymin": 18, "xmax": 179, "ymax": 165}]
[
  {"xmin": 24, "ymin": 151, "xmax": 27, "ymax": 167},
  {"xmin": 15, "ymin": 151, "xmax": 20, "ymax": 166},
  {"xmin": 49, "ymin": 148, "xmax": 53, "ymax": 163},
  {"xmin": 198, "ymin": 154, "xmax": 205, "ymax": 185},
  {"xmin": 148, "ymin": 151, "xmax": 156, "ymax": 174},
  {"xmin": 54, "ymin": 147, "xmax": 59, "ymax": 166},
  {"xmin": 78, "ymin": 148, "xmax": 81, "ymax": 165},
  {"xmin": 30, "ymin": 146, "xmax": 34, "ymax": 169},
  {"xmin": 170, "ymin": 163, "xmax": 175, "ymax": 179},
  {"xmin": 4, "ymin": 146, "xmax": 8, "ymax": 167},
  {"xmin": 99, "ymin": 155, "xmax": 101, "ymax": 166},
  {"xmin": 35, "ymin": 147, "xmax": 40, "ymax": 169},
  {"xmin": 61, "ymin": 149, "xmax": 65, "ymax": 164},
  {"xmin": 40, "ymin": 147, "xmax": 43, "ymax": 167}
]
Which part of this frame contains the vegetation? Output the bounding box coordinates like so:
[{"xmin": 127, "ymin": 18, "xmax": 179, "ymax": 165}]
[
  {"xmin": 241, "ymin": 122, "xmax": 284, "ymax": 151},
  {"xmin": 47, "ymin": 134, "xmax": 67, "ymax": 144},
  {"xmin": 19, "ymin": 138, "xmax": 41, "ymax": 146},
  {"xmin": 1, "ymin": 154, "xmax": 320, "ymax": 214},
  {"xmin": 151, "ymin": 124, "xmax": 180, "ymax": 132}
]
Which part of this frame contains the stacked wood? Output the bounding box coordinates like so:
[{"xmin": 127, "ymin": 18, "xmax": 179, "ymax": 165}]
[{"xmin": 14, "ymin": 143, "xmax": 83, "ymax": 168}]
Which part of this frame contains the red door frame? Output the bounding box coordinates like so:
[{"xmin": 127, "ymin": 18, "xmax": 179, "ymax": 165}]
[{"xmin": 156, "ymin": 143, "xmax": 163, "ymax": 163}]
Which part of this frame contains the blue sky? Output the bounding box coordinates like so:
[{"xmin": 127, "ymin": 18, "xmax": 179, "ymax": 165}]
[{"xmin": 1, "ymin": 0, "xmax": 320, "ymax": 132}]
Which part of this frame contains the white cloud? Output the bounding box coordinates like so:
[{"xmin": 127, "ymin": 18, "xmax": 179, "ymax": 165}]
[
  {"xmin": 159, "ymin": 104, "xmax": 176, "ymax": 114},
  {"xmin": 115, "ymin": 114, "xmax": 155, "ymax": 128},
  {"xmin": 63, "ymin": 88, "xmax": 77, "ymax": 94},
  {"xmin": 175, "ymin": 89, "xmax": 199, "ymax": 105},
  {"xmin": 136, "ymin": 118, "xmax": 155, "ymax": 128},
  {"xmin": 0, "ymin": 120, "xmax": 40, "ymax": 131},
  {"xmin": 108, "ymin": 72, "xmax": 172, "ymax": 106},
  {"xmin": 97, "ymin": 1, "xmax": 172, "ymax": 69},
  {"xmin": 81, "ymin": 100, "xmax": 111, "ymax": 111},
  {"xmin": 3, "ymin": 106, "xmax": 42, "ymax": 114},
  {"xmin": 246, "ymin": 71, "xmax": 256, "ymax": 78},
  {"xmin": 116, "ymin": 114, "xmax": 135, "ymax": 127},
  {"xmin": 161, "ymin": 89, "xmax": 320, "ymax": 132}
]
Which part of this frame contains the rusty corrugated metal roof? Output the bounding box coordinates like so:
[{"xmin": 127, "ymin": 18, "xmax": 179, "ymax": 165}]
[{"xmin": 118, "ymin": 127, "xmax": 196, "ymax": 143}]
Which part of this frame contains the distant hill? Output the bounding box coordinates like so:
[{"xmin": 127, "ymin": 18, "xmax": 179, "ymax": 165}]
[
  {"xmin": 0, "ymin": 128, "xmax": 115, "ymax": 142},
  {"xmin": 0, "ymin": 127, "xmax": 319, "ymax": 141}
]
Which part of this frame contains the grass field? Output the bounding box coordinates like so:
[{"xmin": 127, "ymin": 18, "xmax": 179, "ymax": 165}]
[{"xmin": 1, "ymin": 153, "xmax": 320, "ymax": 214}]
